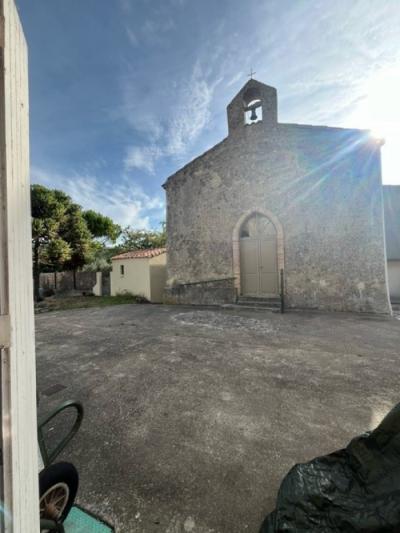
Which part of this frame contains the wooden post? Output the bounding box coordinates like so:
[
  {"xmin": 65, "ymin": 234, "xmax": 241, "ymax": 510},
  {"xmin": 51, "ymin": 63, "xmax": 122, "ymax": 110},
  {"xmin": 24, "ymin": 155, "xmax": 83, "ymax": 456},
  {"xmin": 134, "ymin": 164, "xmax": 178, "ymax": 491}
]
[{"xmin": 0, "ymin": 1, "xmax": 40, "ymax": 531}]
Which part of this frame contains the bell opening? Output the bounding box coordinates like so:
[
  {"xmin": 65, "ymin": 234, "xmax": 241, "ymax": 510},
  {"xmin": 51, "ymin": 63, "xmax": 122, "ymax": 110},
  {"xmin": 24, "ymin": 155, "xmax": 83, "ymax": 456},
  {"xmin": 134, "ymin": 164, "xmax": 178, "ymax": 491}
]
[{"xmin": 244, "ymin": 100, "xmax": 263, "ymax": 125}]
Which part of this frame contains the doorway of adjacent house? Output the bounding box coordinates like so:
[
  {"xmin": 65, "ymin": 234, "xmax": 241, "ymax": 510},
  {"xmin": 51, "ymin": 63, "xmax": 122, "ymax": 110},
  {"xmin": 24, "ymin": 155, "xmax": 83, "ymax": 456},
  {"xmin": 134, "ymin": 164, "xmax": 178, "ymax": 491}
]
[{"xmin": 239, "ymin": 213, "xmax": 278, "ymax": 297}]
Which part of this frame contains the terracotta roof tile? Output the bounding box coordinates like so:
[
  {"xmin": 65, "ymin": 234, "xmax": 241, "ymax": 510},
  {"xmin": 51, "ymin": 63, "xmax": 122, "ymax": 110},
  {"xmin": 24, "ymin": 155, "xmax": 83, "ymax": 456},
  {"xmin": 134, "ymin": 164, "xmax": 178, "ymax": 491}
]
[{"xmin": 111, "ymin": 247, "xmax": 166, "ymax": 260}]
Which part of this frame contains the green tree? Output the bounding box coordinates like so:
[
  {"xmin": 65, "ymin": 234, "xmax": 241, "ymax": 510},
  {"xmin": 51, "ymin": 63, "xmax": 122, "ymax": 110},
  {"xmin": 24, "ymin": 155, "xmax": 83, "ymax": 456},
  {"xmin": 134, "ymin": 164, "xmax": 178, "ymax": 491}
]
[
  {"xmin": 44, "ymin": 238, "xmax": 72, "ymax": 288},
  {"xmin": 82, "ymin": 246, "xmax": 113, "ymax": 273},
  {"xmin": 59, "ymin": 204, "xmax": 95, "ymax": 289},
  {"xmin": 80, "ymin": 211, "xmax": 121, "ymax": 272},
  {"xmin": 31, "ymin": 185, "xmax": 121, "ymax": 298},
  {"xmin": 31, "ymin": 185, "xmax": 71, "ymax": 301},
  {"xmin": 120, "ymin": 223, "xmax": 166, "ymax": 251},
  {"xmin": 83, "ymin": 210, "xmax": 121, "ymax": 243}
]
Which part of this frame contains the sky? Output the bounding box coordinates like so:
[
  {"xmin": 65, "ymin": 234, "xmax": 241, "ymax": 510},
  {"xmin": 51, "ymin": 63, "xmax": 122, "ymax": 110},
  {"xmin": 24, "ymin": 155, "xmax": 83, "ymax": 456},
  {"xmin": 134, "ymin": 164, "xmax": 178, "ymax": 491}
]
[{"xmin": 17, "ymin": 0, "xmax": 400, "ymax": 229}]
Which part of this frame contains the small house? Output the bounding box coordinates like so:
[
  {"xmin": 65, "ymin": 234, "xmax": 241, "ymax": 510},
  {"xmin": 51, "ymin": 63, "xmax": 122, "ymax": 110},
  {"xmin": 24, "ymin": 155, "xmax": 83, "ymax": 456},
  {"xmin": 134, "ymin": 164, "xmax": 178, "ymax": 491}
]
[{"xmin": 110, "ymin": 248, "xmax": 166, "ymax": 302}]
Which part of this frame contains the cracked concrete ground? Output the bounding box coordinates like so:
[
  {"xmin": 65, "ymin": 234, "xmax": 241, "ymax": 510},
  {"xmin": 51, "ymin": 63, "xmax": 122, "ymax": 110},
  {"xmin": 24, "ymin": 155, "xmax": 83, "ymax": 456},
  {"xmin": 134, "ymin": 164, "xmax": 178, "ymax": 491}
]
[{"xmin": 35, "ymin": 304, "xmax": 400, "ymax": 532}]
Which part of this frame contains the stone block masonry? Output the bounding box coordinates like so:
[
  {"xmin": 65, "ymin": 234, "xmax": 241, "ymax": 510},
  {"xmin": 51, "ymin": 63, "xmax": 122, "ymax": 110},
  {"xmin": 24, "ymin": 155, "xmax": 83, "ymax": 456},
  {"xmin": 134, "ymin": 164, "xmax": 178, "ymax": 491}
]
[{"xmin": 163, "ymin": 79, "xmax": 391, "ymax": 314}]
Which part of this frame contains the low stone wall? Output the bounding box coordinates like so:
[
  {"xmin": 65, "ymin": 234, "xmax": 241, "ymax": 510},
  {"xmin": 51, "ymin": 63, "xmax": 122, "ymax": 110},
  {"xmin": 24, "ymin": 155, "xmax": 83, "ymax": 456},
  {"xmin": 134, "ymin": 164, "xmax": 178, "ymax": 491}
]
[
  {"xmin": 40, "ymin": 271, "xmax": 97, "ymax": 293},
  {"xmin": 165, "ymin": 277, "xmax": 237, "ymax": 305}
]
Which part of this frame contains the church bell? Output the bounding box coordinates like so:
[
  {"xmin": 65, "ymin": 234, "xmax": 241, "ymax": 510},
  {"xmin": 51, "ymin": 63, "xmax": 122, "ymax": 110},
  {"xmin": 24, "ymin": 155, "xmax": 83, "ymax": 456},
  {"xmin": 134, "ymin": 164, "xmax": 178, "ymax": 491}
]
[{"xmin": 250, "ymin": 108, "xmax": 257, "ymax": 121}]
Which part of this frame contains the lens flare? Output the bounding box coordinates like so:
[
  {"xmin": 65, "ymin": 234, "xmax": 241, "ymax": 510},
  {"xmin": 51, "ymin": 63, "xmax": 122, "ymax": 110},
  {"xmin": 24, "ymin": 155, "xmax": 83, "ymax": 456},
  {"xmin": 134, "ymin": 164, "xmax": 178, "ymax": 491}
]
[{"xmin": 350, "ymin": 65, "xmax": 400, "ymax": 184}]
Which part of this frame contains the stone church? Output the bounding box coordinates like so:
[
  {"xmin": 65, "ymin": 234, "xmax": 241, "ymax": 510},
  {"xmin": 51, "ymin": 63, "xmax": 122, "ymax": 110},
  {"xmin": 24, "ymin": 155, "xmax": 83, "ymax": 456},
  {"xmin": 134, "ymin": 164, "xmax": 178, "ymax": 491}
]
[{"xmin": 163, "ymin": 79, "xmax": 391, "ymax": 313}]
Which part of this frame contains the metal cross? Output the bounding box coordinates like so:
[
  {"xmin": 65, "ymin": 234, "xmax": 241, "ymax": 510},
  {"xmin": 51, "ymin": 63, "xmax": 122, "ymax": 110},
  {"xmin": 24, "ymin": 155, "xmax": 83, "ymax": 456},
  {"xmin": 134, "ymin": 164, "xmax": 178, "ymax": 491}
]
[{"xmin": 248, "ymin": 68, "xmax": 256, "ymax": 79}]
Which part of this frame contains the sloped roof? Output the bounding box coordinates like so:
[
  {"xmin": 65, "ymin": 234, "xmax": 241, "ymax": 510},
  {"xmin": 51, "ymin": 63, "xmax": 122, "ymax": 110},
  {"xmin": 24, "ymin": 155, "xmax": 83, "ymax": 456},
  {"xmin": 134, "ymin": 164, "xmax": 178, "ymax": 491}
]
[
  {"xmin": 383, "ymin": 185, "xmax": 400, "ymax": 260},
  {"xmin": 112, "ymin": 247, "xmax": 166, "ymax": 260},
  {"xmin": 226, "ymin": 78, "xmax": 276, "ymax": 108}
]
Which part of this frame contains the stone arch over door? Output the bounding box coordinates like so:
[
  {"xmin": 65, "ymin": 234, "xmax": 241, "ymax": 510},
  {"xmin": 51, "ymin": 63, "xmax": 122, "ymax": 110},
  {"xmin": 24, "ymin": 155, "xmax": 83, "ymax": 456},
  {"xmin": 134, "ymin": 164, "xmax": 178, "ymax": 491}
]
[{"xmin": 232, "ymin": 209, "xmax": 284, "ymax": 297}]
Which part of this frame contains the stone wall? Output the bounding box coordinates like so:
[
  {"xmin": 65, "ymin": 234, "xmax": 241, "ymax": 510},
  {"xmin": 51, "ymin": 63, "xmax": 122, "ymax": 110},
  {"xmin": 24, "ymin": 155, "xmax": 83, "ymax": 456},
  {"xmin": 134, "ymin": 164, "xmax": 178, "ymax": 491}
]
[
  {"xmin": 163, "ymin": 80, "xmax": 391, "ymax": 314},
  {"xmin": 40, "ymin": 271, "xmax": 97, "ymax": 293},
  {"xmin": 165, "ymin": 278, "xmax": 236, "ymax": 306}
]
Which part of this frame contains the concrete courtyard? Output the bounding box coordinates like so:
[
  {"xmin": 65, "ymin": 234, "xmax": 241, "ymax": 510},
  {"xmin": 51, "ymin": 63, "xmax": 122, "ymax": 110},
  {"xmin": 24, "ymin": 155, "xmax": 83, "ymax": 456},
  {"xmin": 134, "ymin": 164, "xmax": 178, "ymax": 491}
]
[{"xmin": 35, "ymin": 304, "xmax": 400, "ymax": 532}]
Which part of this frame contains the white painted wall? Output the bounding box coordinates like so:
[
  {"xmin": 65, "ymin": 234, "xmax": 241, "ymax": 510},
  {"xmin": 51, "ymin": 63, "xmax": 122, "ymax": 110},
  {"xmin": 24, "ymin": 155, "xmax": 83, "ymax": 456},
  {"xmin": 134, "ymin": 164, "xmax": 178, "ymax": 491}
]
[
  {"xmin": 150, "ymin": 254, "xmax": 167, "ymax": 303},
  {"xmin": 110, "ymin": 254, "xmax": 167, "ymax": 302},
  {"xmin": 388, "ymin": 260, "xmax": 400, "ymax": 302},
  {"xmin": 92, "ymin": 271, "xmax": 102, "ymax": 296},
  {"xmin": 0, "ymin": 1, "xmax": 40, "ymax": 531},
  {"xmin": 111, "ymin": 258, "xmax": 151, "ymax": 299}
]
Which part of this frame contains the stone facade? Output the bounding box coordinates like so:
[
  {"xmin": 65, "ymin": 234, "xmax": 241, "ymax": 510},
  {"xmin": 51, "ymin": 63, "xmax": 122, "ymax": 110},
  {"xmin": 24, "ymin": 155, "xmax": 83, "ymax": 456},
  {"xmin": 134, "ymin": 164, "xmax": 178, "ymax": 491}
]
[
  {"xmin": 163, "ymin": 79, "xmax": 391, "ymax": 313},
  {"xmin": 165, "ymin": 277, "xmax": 236, "ymax": 306}
]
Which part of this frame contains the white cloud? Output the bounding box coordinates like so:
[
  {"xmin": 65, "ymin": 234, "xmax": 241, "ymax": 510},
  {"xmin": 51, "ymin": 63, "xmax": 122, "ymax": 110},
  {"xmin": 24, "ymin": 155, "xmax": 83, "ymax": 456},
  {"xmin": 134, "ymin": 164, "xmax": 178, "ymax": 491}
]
[
  {"xmin": 124, "ymin": 15, "xmax": 176, "ymax": 48},
  {"xmin": 143, "ymin": 17, "xmax": 175, "ymax": 36},
  {"xmin": 123, "ymin": 60, "xmax": 221, "ymax": 173},
  {"xmin": 226, "ymin": 72, "xmax": 244, "ymax": 88},
  {"xmin": 119, "ymin": 0, "xmax": 132, "ymax": 13},
  {"xmin": 125, "ymin": 27, "xmax": 138, "ymax": 46},
  {"xmin": 31, "ymin": 166, "xmax": 165, "ymax": 229},
  {"xmin": 169, "ymin": 0, "xmax": 188, "ymax": 6},
  {"xmin": 165, "ymin": 62, "xmax": 216, "ymax": 157},
  {"xmin": 124, "ymin": 146, "xmax": 162, "ymax": 173}
]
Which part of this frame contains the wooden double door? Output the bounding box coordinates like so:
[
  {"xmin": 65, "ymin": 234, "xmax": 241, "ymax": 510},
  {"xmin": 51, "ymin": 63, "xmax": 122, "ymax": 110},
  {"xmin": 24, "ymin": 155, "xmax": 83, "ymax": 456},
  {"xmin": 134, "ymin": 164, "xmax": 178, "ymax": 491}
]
[{"xmin": 239, "ymin": 213, "xmax": 278, "ymax": 297}]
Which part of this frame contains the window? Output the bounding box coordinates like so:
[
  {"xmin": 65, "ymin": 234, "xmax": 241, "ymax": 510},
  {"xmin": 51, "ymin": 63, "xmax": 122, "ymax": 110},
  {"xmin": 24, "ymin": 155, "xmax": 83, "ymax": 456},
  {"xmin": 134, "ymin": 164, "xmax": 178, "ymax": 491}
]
[
  {"xmin": 240, "ymin": 213, "xmax": 276, "ymax": 239},
  {"xmin": 240, "ymin": 216, "xmax": 257, "ymax": 238},
  {"xmin": 120, "ymin": 264, "xmax": 125, "ymax": 276}
]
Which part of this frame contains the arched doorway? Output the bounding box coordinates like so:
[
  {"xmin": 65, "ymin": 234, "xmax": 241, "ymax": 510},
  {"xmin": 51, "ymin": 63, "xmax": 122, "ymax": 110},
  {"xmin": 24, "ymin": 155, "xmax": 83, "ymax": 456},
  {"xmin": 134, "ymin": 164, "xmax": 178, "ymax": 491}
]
[{"xmin": 239, "ymin": 213, "xmax": 278, "ymax": 297}]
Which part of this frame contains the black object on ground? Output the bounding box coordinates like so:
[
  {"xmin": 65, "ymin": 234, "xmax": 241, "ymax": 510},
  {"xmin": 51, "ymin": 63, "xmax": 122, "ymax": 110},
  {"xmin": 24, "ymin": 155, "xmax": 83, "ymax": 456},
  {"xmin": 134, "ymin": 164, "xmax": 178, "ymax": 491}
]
[
  {"xmin": 39, "ymin": 461, "xmax": 79, "ymax": 523},
  {"xmin": 260, "ymin": 402, "xmax": 400, "ymax": 532}
]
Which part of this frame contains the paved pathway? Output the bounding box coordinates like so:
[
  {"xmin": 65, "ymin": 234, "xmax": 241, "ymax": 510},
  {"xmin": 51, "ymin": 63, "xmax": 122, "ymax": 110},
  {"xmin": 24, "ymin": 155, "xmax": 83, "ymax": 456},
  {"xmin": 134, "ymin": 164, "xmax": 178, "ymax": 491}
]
[{"xmin": 36, "ymin": 304, "xmax": 400, "ymax": 532}]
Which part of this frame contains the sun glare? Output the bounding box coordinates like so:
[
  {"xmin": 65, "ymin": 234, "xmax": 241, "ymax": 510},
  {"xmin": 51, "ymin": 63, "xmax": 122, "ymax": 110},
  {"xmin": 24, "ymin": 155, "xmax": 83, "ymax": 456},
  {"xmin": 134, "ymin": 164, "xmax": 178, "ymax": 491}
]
[{"xmin": 351, "ymin": 66, "xmax": 400, "ymax": 184}]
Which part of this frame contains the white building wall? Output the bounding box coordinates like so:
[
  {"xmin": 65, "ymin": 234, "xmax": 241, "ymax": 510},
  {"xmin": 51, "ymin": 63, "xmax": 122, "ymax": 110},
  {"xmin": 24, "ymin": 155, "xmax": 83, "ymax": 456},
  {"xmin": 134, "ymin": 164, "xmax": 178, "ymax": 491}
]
[
  {"xmin": 92, "ymin": 271, "xmax": 102, "ymax": 296},
  {"xmin": 150, "ymin": 254, "xmax": 167, "ymax": 303},
  {"xmin": 111, "ymin": 258, "xmax": 151, "ymax": 299}
]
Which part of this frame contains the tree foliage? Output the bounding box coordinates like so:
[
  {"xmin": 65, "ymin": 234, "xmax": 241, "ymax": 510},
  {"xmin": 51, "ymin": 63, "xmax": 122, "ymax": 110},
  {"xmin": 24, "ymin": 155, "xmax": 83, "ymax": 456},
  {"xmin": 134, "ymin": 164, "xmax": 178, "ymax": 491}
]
[
  {"xmin": 83, "ymin": 210, "xmax": 121, "ymax": 243},
  {"xmin": 44, "ymin": 238, "xmax": 72, "ymax": 271},
  {"xmin": 31, "ymin": 186, "xmax": 70, "ymax": 246},
  {"xmin": 31, "ymin": 184, "xmax": 120, "ymax": 300},
  {"xmin": 82, "ymin": 246, "xmax": 113, "ymax": 273},
  {"xmin": 59, "ymin": 203, "xmax": 94, "ymax": 273},
  {"xmin": 119, "ymin": 224, "xmax": 166, "ymax": 251}
]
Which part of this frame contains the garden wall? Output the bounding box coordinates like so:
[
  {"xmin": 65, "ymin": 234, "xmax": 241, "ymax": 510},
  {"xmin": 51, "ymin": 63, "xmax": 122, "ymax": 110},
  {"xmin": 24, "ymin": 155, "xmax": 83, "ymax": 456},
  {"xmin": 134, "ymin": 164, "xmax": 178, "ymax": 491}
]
[{"xmin": 40, "ymin": 271, "xmax": 96, "ymax": 293}]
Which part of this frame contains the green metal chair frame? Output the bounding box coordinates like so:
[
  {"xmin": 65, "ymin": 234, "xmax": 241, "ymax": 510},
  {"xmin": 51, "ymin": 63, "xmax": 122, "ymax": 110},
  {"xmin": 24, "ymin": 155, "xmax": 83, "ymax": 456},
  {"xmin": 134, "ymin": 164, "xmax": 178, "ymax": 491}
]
[
  {"xmin": 38, "ymin": 400, "xmax": 84, "ymax": 532},
  {"xmin": 38, "ymin": 400, "xmax": 84, "ymax": 468}
]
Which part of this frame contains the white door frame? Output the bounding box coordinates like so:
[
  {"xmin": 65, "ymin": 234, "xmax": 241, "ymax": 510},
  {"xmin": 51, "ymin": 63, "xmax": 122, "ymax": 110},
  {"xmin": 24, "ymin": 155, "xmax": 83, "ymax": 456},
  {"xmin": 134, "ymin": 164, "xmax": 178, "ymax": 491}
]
[{"xmin": 0, "ymin": 1, "xmax": 40, "ymax": 531}]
